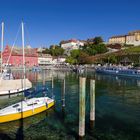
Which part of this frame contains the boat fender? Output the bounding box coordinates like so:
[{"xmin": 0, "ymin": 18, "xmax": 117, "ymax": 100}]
[
  {"xmin": 18, "ymin": 108, "xmax": 21, "ymax": 112},
  {"xmin": 32, "ymin": 104, "xmax": 34, "ymax": 113},
  {"xmin": 46, "ymin": 103, "xmax": 48, "ymax": 108}
]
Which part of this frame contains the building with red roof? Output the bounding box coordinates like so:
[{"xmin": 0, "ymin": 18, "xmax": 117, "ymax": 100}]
[{"xmin": 2, "ymin": 45, "xmax": 38, "ymax": 67}]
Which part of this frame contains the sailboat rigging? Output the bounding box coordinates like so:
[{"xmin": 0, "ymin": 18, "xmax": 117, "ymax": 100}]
[
  {"xmin": 0, "ymin": 21, "xmax": 55, "ymax": 123},
  {"xmin": 0, "ymin": 22, "xmax": 32, "ymax": 95},
  {"xmin": 1, "ymin": 22, "xmax": 4, "ymax": 74}
]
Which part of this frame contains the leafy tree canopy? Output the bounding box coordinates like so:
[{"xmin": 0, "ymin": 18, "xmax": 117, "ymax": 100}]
[
  {"xmin": 93, "ymin": 36, "xmax": 104, "ymax": 45},
  {"xmin": 41, "ymin": 45, "xmax": 64, "ymax": 56}
]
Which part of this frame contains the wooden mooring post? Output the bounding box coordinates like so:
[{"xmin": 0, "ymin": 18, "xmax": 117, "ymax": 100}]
[
  {"xmin": 43, "ymin": 71, "xmax": 45, "ymax": 86},
  {"xmin": 61, "ymin": 78, "xmax": 66, "ymax": 119},
  {"xmin": 79, "ymin": 77, "xmax": 86, "ymax": 138},
  {"xmin": 52, "ymin": 76, "xmax": 54, "ymax": 89},
  {"xmin": 90, "ymin": 79, "xmax": 95, "ymax": 128},
  {"xmin": 61, "ymin": 78, "xmax": 65, "ymax": 107},
  {"xmin": 52, "ymin": 76, "xmax": 54, "ymax": 98}
]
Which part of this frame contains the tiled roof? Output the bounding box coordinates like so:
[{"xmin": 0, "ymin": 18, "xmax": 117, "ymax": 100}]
[
  {"xmin": 128, "ymin": 30, "xmax": 140, "ymax": 35},
  {"xmin": 6, "ymin": 46, "xmax": 38, "ymax": 57},
  {"xmin": 61, "ymin": 39, "xmax": 78, "ymax": 44},
  {"xmin": 110, "ymin": 30, "xmax": 140, "ymax": 39},
  {"xmin": 110, "ymin": 35, "xmax": 126, "ymax": 38}
]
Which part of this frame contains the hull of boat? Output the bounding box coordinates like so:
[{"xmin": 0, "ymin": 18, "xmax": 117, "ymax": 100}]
[
  {"xmin": 96, "ymin": 69, "xmax": 140, "ymax": 78},
  {"xmin": 117, "ymin": 73, "xmax": 140, "ymax": 78},
  {"xmin": 0, "ymin": 101, "xmax": 54, "ymax": 123},
  {"xmin": 0, "ymin": 87, "xmax": 31, "ymax": 96},
  {"xmin": 96, "ymin": 69, "xmax": 118, "ymax": 75},
  {"xmin": 0, "ymin": 79, "xmax": 32, "ymax": 96}
]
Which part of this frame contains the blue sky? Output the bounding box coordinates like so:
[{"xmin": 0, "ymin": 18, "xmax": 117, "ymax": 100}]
[{"xmin": 0, "ymin": 0, "xmax": 140, "ymax": 48}]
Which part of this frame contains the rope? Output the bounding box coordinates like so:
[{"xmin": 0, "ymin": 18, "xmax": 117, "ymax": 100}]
[
  {"xmin": 1, "ymin": 23, "xmax": 21, "ymax": 80},
  {"xmin": 24, "ymin": 24, "xmax": 31, "ymax": 46}
]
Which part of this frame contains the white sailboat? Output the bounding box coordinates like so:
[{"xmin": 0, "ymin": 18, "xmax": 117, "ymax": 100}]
[
  {"xmin": 0, "ymin": 22, "xmax": 32, "ymax": 95},
  {"xmin": 0, "ymin": 96, "xmax": 54, "ymax": 123},
  {"xmin": 0, "ymin": 22, "xmax": 55, "ymax": 123}
]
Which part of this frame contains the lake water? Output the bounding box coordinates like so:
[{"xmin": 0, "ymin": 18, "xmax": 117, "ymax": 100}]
[{"xmin": 0, "ymin": 70, "xmax": 140, "ymax": 140}]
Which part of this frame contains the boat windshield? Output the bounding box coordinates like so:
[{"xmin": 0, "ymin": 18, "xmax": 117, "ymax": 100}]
[{"xmin": 12, "ymin": 104, "xmax": 19, "ymax": 108}]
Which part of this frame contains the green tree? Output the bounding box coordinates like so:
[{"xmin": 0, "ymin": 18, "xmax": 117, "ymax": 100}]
[
  {"xmin": 70, "ymin": 49, "xmax": 80, "ymax": 59},
  {"xmin": 86, "ymin": 47, "xmax": 97, "ymax": 56},
  {"xmin": 66, "ymin": 49, "xmax": 90, "ymax": 64},
  {"xmin": 59, "ymin": 40, "xmax": 66, "ymax": 46},
  {"xmin": 94, "ymin": 44, "xmax": 107, "ymax": 54},
  {"xmin": 81, "ymin": 42, "xmax": 107, "ymax": 56},
  {"xmin": 49, "ymin": 45, "xmax": 64, "ymax": 56},
  {"xmin": 79, "ymin": 51, "xmax": 89, "ymax": 64},
  {"xmin": 65, "ymin": 49, "xmax": 80, "ymax": 64},
  {"xmin": 93, "ymin": 36, "xmax": 103, "ymax": 45},
  {"xmin": 108, "ymin": 55, "xmax": 117, "ymax": 64},
  {"xmin": 42, "ymin": 48, "xmax": 50, "ymax": 54},
  {"xmin": 66, "ymin": 56, "xmax": 77, "ymax": 64}
]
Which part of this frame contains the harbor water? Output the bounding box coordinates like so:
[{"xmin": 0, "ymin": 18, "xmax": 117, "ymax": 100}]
[{"xmin": 0, "ymin": 70, "xmax": 140, "ymax": 140}]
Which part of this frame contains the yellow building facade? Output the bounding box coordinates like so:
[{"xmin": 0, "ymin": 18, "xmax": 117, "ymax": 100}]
[
  {"xmin": 109, "ymin": 35, "xmax": 126, "ymax": 44},
  {"xmin": 129, "ymin": 31, "xmax": 140, "ymax": 40},
  {"xmin": 109, "ymin": 30, "xmax": 140, "ymax": 46}
]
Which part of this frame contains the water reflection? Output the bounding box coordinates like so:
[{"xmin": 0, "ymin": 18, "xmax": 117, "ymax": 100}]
[
  {"xmin": 95, "ymin": 74, "xmax": 140, "ymax": 104},
  {"xmin": 0, "ymin": 109, "xmax": 54, "ymax": 139},
  {"xmin": 0, "ymin": 70, "xmax": 140, "ymax": 139},
  {"xmin": 94, "ymin": 73, "xmax": 140, "ymax": 140}
]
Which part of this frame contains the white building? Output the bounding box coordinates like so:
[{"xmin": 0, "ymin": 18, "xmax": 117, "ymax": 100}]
[
  {"xmin": 38, "ymin": 54, "xmax": 53, "ymax": 65},
  {"xmin": 57, "ymin": 57, "xmax": 66, "ymax": 64},
  {"xmin": 61, "ymin": 39, "xmax": 84, "ymax": 51},
  {"xmin": 52, "ymin": 57, "xmax": 66, "ymax": 64},
  {"xmin": 38, "ymin": 54, "xmax": 66, "ymax": 65},
  {"xmin": 126, "ymin": 35, "xmax": 136, "ymax": 45},
  {"xmin": 126, "ymin": 30, "xmax": 140, "ymax": 46}
]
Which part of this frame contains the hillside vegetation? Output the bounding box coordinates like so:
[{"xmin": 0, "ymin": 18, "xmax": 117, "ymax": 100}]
[
  {"xmin": 123, "ymin": 46, "xmax": 140, "ymax": 54},
  {"xmin": 93, "ymin": 46, "xmax": 140, "ymax": 64}
]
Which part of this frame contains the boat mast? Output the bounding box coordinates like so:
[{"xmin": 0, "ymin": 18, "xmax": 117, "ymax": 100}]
[
  {"xmin": 1, "ymin": 22, "xmax": 4, "ymax": 73},
  {"xmin": 21, "ymin": 22, "xmax": 26, "ymax": 89}
]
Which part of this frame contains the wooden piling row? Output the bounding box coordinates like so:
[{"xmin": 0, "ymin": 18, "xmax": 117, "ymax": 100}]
[{"xmin": 79, "ymin": 78, "xmax": 95, "ymax": 137}]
